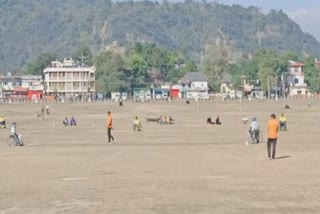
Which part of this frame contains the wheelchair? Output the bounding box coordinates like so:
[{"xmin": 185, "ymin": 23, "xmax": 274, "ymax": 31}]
[{"xmin": 7, "ymin": 134, "xmax": 24, "ymax": 147}]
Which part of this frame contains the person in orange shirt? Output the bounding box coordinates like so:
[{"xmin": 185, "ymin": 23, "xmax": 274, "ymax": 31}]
[
  {"xmin": 267, "ymin": 113, "xmax": 279, "ymax": 160},
  {"xmin": 106, "ymin": 111, "xmax": 115, "ymax": 144}
]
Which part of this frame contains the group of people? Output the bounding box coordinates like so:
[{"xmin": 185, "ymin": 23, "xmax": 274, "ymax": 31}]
[
  {"xmin": 1, "ymin": 113, "xmax": 24, "ymax": 146},
  {"xmin": 248, "ymin": 113, "xmax": 287, "ymax": 143},
  {"xmin": 158, "ymin": 115, "xmax": 174, "ymax": 125},
  {"xmin": 63, "ymin": 117, "xmax": 77, "ymax": 126},
  {"xmin": 207, "ymin": 116, "xmax": 222, "ymax": 125},
  {"xmin": 247, "ymin": 113, "xmax": 287, "ymax": 159}
]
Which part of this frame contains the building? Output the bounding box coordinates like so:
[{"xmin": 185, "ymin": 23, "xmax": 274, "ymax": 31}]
[
  {"xmin": 178, "ymin": 72, "xmax": 209, "ymax": 99},
  {"xmin": 287, "ymin": 61, "xmax": 308, "ymax": 97},
  {"xmin": 220, "ymin": 73, "xmax": 232, "ymax": 93},
  {"xmin": 0, "ymin": 75, "xmax": 21, "ymax": 99},
  {"xmin": 43, "ymin": 58, "xmax": 95, "ymax": 98}
]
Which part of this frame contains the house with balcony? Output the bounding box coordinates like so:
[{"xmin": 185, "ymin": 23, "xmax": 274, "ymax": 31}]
[
  {"xmin": 43, "ymin": 58, "xmax": 95, "ymax": 98},
  {"xmin": 178, "ymin": 72, "xmax": 209, "ymax": 99},
  {"xmin": 287, "ymin": 61, "xmax": 308, "ymax": 97}
]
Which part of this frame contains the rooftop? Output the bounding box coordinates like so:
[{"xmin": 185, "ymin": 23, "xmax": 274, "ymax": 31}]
[{"xmin": 178, "ymin": 72, "xmax": 208, "ymax": 83}]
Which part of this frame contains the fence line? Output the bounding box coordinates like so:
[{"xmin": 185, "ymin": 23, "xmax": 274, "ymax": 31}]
[{"xmin": 1, "ymin": 94, "xmax": 320, "ymax": 105}]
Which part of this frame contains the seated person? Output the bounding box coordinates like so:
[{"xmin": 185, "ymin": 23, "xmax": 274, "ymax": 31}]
[
  {"xmin": 133, "ymin": 116, "xmax": 142, "ymax": 131},
  {"xmin": 186, "ymin": 100, "xmax": 190, "ymax": 104},
  {"xmin": 242, "ymin": 115, "xmax": 248, "ymax": 125},
  {"xmin": 119, "ymin": 100, "xmax": 123, "ymax": 106},
  {"xmin": 215, "ymin": 116, "xmax": 222, "ymax": 125},
  {"xmin": 10, "ymin": 122, "xmax": 23, "ymax": 146},
  {"xmin": 207, "ymin": 116, "xmax": 215, "ymax": 125},
  {"xmin": 163, "ymin": 116, "xmax": 169, "ymax": 125},
  {"xmin": 70, "ymin": 117, "xmax": 77, "ymax": 126},
  {"xmin": 0, "ymin": 114, "xmax": 6, "ymax": 128},
  {"xmin": 249, "ymin": 117, "xmax": 260, "ymax": 143},
  {"xmin": 169, "ymin": 116, "xmax": 174, "ymax": 125},
  {"xmin": 158, "ymin": 115, "xmax": 163, "ymax": 125},
  {"xmin": 279, "ymin": 113, "xmax": 287, "ymax": 131},
  {"xmin": 63, "ymin": 117, "xmax": 69, "ymax": 126},
  {"xmin": 284, "ymin": 104, "xmax": 290, "ymax": 109}
]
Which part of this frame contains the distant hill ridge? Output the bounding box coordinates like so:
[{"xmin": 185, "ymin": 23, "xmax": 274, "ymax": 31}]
[{"xmin": 0, "ymin": 0, "xmax": 319, "ymax": 72}]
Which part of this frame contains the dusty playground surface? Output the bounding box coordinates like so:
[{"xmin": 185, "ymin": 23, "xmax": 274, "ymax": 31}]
[{"xmin": 0, "ymin": 99, "xmax": 320, "ymax": 214}]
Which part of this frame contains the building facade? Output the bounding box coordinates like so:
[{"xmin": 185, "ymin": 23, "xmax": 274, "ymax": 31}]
[
  {"xmin": 287, "ymin": 61, "xmax": 308, "ymax": 97},
  {"xmin": 178, "ymin": 72, "xmax": 209, "ymax": 100},
  {"xmin": 43, "ymin": 58, "xmax": 95, "ymax": 98}
]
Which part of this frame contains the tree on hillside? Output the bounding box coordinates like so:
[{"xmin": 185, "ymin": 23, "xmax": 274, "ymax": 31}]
[{"xmin": 26, "ymin": 52, "xmax": 57, "ymax": 75}]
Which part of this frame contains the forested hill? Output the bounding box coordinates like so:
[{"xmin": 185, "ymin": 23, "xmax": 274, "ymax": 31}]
[{"xmin": 1, "ymin": 0, "xmax": 320, "ymax": 72}]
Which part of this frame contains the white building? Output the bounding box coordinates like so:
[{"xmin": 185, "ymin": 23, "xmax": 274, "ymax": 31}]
[
  {"xmin": 287, "ymin": 60, "xmax": 308, "ymax": 97},
  {"xmin": 43, "ymin": 58, "xmax": 95, "ymax": 97},
  {"xmin": 178, "ymin": 72, "xmax": 209, "ymax": 100}
]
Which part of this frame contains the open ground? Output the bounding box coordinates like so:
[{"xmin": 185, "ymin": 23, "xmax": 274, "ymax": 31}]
[{"xmin": 0, "ymin": 99, "xmax": 320, "ymax": 214}]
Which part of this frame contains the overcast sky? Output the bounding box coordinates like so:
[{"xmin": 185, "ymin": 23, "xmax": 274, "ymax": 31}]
[{"xmin": 219, "ymin": 0, "xmax": 320, "ymax": 40}]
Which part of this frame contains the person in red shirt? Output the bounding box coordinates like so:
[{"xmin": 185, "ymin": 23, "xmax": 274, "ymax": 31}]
[
  {"xmin": 106, "ymin": 111, "xmax": 115, "ymax": 144},
  {"xmin": 267, "ymin": 113, "xmax": 279, "ymax": 160}
]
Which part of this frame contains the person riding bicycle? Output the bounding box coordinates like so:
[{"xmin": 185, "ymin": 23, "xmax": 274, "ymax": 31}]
[
  {"xmin": 249, "ymin": 117, "xmax": 260, "ymax": 143},
  {"xmin": 10, "ymin": 122, "xmax": 23, "ymax": 146}
]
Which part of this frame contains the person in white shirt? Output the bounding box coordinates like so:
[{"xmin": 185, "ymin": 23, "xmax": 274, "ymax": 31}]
[
  {"xmin": 242, "ymin": 115, "xmax": 248, "ymax": 124},
  {"xmin": 46, "ymin": 103, "xmax": 50, "ymax": 115},
  {"xmin": 10, "ymin": 122, "xmax": 23, "ymax": 146},
  {"xmin": 249, "ymin": 117, "xmax": 260, "ymax": 143}
]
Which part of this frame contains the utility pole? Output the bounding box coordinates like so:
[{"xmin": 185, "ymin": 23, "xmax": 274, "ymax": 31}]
[
  {"xmin": 281, "ymin": 73, "xmax": 285, "ymax": 99},
  {"xmin": 267, "ymin": 76, "xmax": 270, "ymax": 99},
  {"xmin": 80, "ymin": 54, "xmax": 85, "ymax": 102},
  {"xmin": 275, "ymin": 75, "xmax": 278, "ymax": 100}
]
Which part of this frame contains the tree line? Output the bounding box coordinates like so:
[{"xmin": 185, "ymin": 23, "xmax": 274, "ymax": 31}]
[{"xmin": 26, "ymin": 43, "xmax": 320, "ymax": 95}]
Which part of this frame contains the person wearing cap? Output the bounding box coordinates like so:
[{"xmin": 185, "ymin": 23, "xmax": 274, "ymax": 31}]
[
  {"xmin": 267, "ymin": 114, "xmax": 279, "ymax": 160},
  {"xmin": 0, "ymin": 114, "xmax": 6, "ymax": 128},
  {"xmin": 106, "ymin": 111, "xmax": 115, "ymax": 144},
  {"xmin": 249, "ymin": 117, "xmax": 260, "ymax": 143}
]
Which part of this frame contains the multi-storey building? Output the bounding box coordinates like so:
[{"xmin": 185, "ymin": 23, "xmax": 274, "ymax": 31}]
[
  {"xmin": 43, "ymin": 58, "xmax": 95, "ymax": 97},
  {"xmin": 287, "ymin": 60, "xmax": 308, "ymax": 96}
]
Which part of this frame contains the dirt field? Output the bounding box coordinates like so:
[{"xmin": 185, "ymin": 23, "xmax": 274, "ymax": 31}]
[{"xmin": 0, "ymin": 99, "xmax": 320, "ymax": 214}]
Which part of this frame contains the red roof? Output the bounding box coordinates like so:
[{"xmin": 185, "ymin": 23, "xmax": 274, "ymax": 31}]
[{"xmin": 290, "ymin": 63, "xmax": 304, "ymax": 67}]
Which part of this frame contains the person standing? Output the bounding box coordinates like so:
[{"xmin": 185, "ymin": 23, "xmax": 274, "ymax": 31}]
[
  {"xmin": 46, "ymin": 103, "xmax": 50, "ymax": 115},
  {"xmin": 267, "ymin": 114, "xmax": 279, "ymax": 160},
  {"xmin": 106, "ymin": 111, "xmax": 115, "ymax": 144}
]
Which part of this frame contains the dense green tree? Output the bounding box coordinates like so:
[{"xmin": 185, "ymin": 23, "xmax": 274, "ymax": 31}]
[
  {"xmin": 95, "ymin": 51, "xmax": 127, "ymax": 94},
  {"xmin": 72, "ymin": 45, "xmax": 93, "ymax": 66},
  {"xmin": 26, "ymin": 52, "xmax": 57, "ymax": 75},
  {"xmin": 304, "ymin": 56, "xmax": 320, "ymax": 92}
]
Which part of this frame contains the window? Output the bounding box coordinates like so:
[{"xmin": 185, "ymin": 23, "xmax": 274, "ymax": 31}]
[
  {"xmin": 294, "ymin": 68, "xmax": 299, "ymax": 73},
  {"xmin": 294, "ymin": 78, "xmax": 299, "ymax": 84}
]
